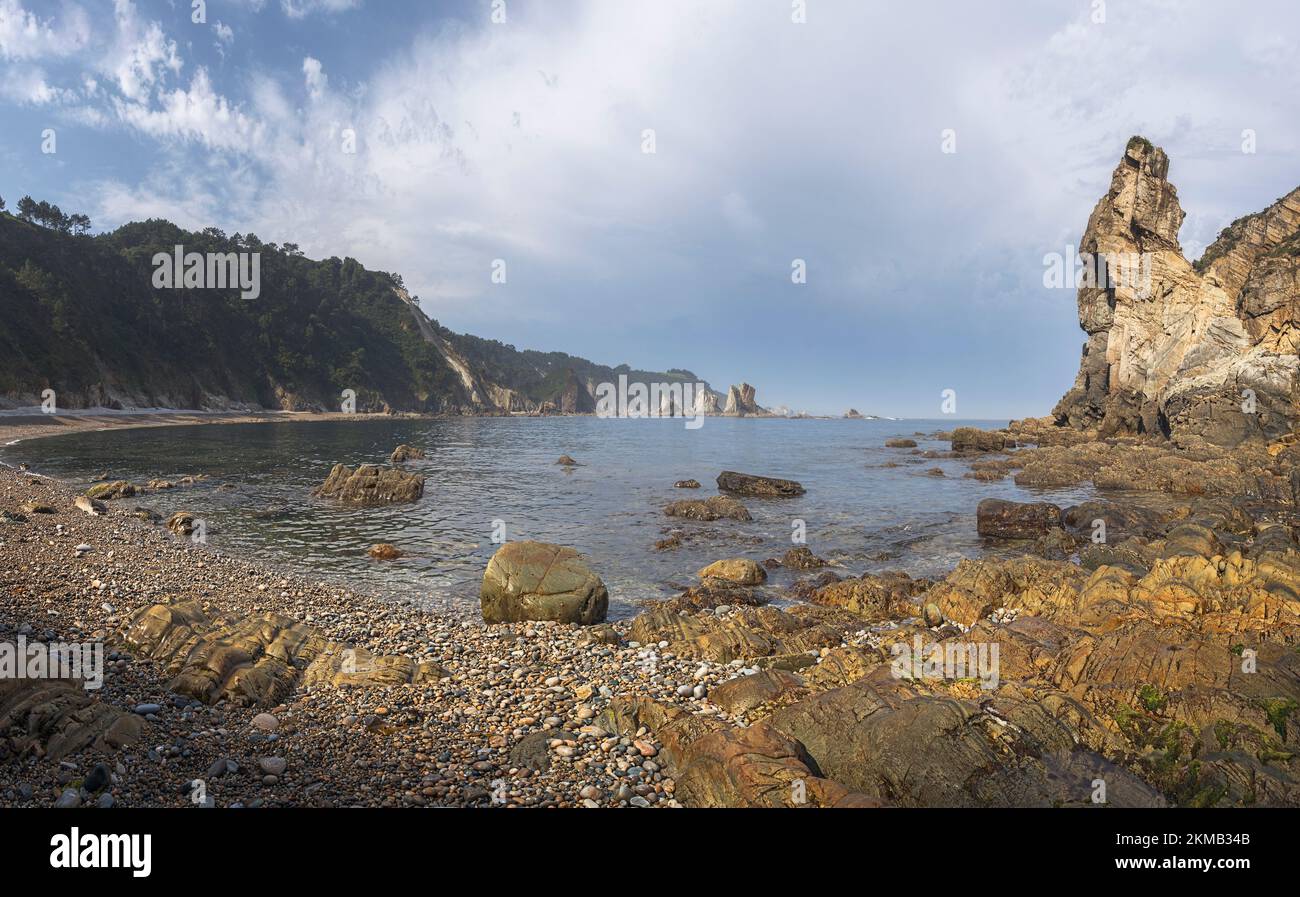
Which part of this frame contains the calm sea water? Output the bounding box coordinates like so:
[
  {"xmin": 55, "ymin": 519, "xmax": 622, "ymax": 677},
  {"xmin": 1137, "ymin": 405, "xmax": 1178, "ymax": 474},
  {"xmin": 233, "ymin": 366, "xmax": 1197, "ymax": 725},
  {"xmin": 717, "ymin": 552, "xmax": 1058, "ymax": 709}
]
[{"xmin": 4, "ymin": 417, "xmax": 1095, "ymax": 619}]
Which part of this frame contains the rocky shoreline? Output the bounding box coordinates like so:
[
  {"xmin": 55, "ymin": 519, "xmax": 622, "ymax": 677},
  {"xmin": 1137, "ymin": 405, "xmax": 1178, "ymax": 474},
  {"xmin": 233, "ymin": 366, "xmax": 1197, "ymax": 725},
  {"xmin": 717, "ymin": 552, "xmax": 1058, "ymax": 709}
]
[
  {"xmin": 0, "ymin": 461, "xmax": 731, "ymax": 808},
  {"xmin": 3, "ymin": 414, "xmax": 1300, "ymax": 808}
]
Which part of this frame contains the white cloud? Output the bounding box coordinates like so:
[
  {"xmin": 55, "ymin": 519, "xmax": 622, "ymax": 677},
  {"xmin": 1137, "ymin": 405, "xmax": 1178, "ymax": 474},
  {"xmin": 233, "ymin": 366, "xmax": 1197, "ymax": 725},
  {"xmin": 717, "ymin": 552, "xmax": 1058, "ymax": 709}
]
[
  {"xmin": 302, "ymin": 56, "xmax": 326, "ymax": 99},
  {"xmin": 10, "ymin": 0, "xmax": 1297, "ymax": 412},
  {"xmin": 0, "ymin": 65, "xmax": 74, "ymax": 104},
  {"xmin": 106, "ymin": 0, "xmax": 182, "ymax": 102},
  {"xmin": 0, "ymin": 0, "xmax": 91, "ymax": 60},
  {"xmin": 281, "ymin": 0, "xmax": 361, "ymax": 20},
  {"xmin": 112, "ymin": 68, "xmax": 264, "ymax": 152}
]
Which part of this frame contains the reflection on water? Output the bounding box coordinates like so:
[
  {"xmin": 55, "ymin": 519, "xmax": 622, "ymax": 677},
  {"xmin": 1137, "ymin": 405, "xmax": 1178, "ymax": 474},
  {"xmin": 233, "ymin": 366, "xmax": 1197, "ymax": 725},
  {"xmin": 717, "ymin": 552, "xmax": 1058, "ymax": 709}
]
[{"xmin": 4, "ymin": 417, "xmax": 1096, "ymax": 620}]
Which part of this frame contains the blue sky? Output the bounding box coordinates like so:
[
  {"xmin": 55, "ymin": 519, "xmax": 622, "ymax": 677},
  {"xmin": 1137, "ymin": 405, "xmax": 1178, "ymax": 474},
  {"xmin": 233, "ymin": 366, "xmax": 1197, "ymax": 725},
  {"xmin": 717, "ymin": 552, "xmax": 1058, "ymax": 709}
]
[{"xmin": 2, "ymin": 0, "xmax": 1298, "ymax": 417}]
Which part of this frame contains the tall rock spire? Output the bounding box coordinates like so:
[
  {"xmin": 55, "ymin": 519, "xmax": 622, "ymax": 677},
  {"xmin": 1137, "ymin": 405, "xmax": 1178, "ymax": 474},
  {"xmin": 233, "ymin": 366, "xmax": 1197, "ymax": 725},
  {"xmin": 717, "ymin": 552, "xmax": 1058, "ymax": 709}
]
[{"xmin": 1053, "ymin": 137, "xmax": 1300, "ymax": 445}]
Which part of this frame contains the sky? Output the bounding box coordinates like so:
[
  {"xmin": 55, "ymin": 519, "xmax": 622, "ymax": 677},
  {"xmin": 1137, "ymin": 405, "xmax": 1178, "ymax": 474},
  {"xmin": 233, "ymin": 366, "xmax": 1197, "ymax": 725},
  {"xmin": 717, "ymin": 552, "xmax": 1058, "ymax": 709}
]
[{"xmin": 1, "ymin": 0, "xmax": 1298, "ymax": 418}]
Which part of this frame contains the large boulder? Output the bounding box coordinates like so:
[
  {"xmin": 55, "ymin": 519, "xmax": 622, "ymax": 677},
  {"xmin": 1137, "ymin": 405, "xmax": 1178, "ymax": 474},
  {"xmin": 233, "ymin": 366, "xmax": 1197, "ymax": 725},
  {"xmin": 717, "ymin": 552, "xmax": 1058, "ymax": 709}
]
[
  {"xmin": 716, "ymin": 470, "xmax": 805, "ymax": 497},
  {"xmin": 480, "ymin": 541, "xmax": 609, "ymax": 625},
  {"xmin": 313, "ymin": 463, "xmax": 424, "ymax": 505},
  {"xmin": 976, "ymin": 499, "xmax": 1062, "ymax": 539}
]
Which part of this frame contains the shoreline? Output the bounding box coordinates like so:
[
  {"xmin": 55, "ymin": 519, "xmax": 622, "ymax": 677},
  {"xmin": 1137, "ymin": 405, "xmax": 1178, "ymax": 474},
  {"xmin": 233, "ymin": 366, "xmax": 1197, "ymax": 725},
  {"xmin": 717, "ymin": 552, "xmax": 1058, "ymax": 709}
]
[
  {"xmin": 0, "ymin": 462, "xmax": 718, "ymax": 808},
  {"xmin": 0, "ymin": 408, "xmax": 992, "ymax": 451},
  {"xmin": 4, "ymin": 418, "xmax": 1298, "ymax": 807},
  {"xmin": 0, "ymin": 410, "xmax": 404, "ymax": 450}
]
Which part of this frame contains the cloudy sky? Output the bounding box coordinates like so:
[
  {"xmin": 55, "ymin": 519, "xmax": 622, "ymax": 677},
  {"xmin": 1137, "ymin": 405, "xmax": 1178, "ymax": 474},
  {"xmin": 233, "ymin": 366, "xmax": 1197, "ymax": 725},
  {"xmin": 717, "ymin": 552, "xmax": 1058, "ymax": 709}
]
[{"xmin": 1, "ymin": 0, "xmax": 1298, "ymax": 417}]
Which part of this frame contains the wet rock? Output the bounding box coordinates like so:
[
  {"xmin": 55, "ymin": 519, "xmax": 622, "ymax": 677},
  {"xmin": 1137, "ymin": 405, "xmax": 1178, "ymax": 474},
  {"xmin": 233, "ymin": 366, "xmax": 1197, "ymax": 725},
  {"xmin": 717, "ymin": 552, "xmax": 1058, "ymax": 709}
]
[
  {"xmin": 368, "ymin": 543, "xmax": 403, "ymax": 560},
  {"xmin": 950, "ymin": 428, "xmax": 1007, "ymax": 453},
  {"xmin": 389, "ymin": 444, "xmax": 426, "ymax": 463},
  {"xmin": 674, "ymin": 479, "xmax": 701, "ymax": 489},
  {"xmin": 85, "ymin": 481, "xmax": 136, "ymax": 501},
  {"xmin": 787, "ymin": 571, "xmax": 842, "ymax": 601},
  {"xmin": 1061, "ymin": 501, "xmax": 1169, "ymax": 541},
  {"xmin": 779, "ymin": 546, "xmax": 825, "ymax": 569},
  {"xmin": 716, "ymin": 470, "xmax": 805, "ymax": 498},
  {"xmin": 976, "ymin": 498, "xmax": 1062, "ymax": 539},
  {"xmin": 165, "ymin": 511, "xmax": 198, "ymax": 536},
  {"xmin": 664, "ymin": 495, "xmax": 751, "ymax": 522},
  {"xmin": 885, "ymin": 438, "xmax": 918, "ymax": 448},
  {"xmin": 313, "ymin": 463, "xmax": 425, "ymax": 506}
]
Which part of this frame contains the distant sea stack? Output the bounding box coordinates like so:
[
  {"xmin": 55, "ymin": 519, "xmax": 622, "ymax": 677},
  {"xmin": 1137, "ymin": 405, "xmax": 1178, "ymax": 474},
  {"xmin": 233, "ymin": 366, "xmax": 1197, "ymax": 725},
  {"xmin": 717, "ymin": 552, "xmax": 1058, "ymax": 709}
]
[
  {"xmin": 1053, "ymin": 136, "xmax": 1300, "ymax": 446},
  {"xmin": 722, "ymin": 382, "xmax": 766, "ymax": 417}
]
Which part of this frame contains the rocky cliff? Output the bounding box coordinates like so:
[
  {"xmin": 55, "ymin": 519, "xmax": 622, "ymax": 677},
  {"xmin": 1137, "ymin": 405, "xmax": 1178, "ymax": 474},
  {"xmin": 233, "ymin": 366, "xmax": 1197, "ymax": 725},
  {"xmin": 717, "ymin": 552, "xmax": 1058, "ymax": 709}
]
[{"xmin": 1053, "ymin": 137, "xmax": 1300, "ymax": 445}]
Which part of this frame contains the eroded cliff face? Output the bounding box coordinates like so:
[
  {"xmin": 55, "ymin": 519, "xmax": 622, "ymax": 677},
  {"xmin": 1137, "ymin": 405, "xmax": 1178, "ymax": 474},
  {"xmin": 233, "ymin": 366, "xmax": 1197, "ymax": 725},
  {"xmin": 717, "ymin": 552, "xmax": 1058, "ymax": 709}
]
[{"xmin": 1053, "ymin": 137, "xmax": 1300, "ymax": 445}]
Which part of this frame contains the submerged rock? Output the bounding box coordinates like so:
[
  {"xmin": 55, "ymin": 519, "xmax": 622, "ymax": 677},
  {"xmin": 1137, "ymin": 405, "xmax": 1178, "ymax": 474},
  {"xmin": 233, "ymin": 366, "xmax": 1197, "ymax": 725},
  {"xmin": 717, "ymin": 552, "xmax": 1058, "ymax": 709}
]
[{"xmin": 389, "ymin": 444, "xmax": 426, "ymax": 463}]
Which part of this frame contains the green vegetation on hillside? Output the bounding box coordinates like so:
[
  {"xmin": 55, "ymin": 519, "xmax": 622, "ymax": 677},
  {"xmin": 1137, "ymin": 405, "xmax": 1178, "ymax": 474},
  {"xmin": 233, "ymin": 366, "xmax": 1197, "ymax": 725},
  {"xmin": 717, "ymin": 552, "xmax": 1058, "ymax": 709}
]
[{"xmin": 0, "ymin": 206, "xmax": 712, "ymax": 412}]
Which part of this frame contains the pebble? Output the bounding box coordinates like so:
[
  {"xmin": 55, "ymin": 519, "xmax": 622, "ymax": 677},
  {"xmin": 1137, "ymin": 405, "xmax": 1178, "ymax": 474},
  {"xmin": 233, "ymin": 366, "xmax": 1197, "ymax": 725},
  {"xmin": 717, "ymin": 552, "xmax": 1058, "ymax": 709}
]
[
  {"xmin": 84, "ymin": 763, "xmax": 110, "ymax": 793},
  {"xmin": 251, "ymin": 712, "xmax": 279, "ymax": 732},
  {"xmin": 259, "ymin": 756, "xmax": 288, "ymax": 776}
]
